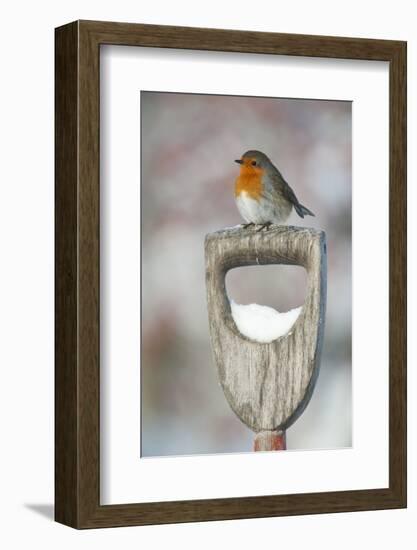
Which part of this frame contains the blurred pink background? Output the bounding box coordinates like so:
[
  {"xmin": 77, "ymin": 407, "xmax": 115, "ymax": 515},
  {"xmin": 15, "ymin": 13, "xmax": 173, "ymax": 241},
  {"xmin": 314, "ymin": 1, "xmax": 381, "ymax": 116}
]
[{"xmin": 141, "ymin": 91, "xmax": 351, "ymax": 456}]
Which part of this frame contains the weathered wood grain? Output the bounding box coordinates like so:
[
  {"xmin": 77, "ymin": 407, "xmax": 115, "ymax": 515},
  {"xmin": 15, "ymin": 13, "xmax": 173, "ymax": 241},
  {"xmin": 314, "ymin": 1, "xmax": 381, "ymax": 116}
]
[{"xmin": 205, "ymin": 225, "xmax": 327, "ymax": 433}]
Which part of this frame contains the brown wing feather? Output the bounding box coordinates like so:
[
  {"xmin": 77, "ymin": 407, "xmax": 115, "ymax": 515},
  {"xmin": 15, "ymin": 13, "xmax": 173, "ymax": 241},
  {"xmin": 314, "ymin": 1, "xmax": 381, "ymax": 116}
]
[
  {"xmin": 269, "ymin": 168, "xmax": 301, "ymax": 207},
  {"xmin": 268, "ymin": 167, "xmax": 314, "ymax": 218}
]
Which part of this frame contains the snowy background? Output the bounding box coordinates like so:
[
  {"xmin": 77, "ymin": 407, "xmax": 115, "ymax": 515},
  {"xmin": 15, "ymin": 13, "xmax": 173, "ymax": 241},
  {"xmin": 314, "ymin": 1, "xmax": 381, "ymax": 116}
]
[{"xmin": 141, "ymin": 91, "xmax": 352, "ymax": 456}]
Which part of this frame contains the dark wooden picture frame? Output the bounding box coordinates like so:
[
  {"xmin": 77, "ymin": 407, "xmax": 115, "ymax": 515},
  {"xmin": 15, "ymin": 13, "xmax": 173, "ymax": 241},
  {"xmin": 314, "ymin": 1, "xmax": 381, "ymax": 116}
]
[{"xmin": 55, "ymin": 20, "xmax": 406, "ymax": 529}]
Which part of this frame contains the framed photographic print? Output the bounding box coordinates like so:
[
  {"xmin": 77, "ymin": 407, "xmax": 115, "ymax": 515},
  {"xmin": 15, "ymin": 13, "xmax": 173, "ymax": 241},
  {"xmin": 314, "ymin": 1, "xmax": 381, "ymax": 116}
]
[{"xmin": 55, "ymin": 20, "xmax": 406, "ymax": 528}]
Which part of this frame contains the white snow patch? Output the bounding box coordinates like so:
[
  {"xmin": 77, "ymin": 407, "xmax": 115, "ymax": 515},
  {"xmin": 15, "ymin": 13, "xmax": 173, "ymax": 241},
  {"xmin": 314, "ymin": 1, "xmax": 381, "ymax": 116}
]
[
  {"xmin": 230, "ymin": 300, "xmax": 302, "ymax": 343},
  {"xmin": 222, "ymin": 224, "xmax": 244, "ymax": 230}
]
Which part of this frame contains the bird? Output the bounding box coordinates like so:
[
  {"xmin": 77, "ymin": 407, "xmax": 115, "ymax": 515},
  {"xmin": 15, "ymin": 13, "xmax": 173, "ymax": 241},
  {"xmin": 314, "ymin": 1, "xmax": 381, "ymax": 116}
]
[{"xmin": 234, "ymin": 150, "xmax": 314, "ymax": 230}]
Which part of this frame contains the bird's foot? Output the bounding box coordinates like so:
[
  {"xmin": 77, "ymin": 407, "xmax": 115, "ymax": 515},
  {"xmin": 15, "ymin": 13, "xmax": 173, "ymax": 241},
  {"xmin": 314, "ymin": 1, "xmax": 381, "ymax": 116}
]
[
  {"xmin": 242, "ymin": 223, "xmax": 255, "ymax": 229},
  {"xmin": 256, "ymin": 222, "xmax": 273, "ymax": 232}
]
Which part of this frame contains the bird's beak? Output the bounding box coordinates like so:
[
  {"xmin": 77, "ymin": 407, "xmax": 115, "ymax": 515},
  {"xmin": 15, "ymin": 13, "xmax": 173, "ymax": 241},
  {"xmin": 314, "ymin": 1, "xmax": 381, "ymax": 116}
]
[{"xmin": 234, "ymin": 159, "xmax": 243, "ymax": 164}]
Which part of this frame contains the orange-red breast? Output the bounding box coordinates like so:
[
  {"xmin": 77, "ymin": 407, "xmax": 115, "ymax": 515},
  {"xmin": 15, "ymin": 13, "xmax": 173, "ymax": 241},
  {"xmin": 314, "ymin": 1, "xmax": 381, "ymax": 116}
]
[{"xmin": 234, "ymin": 150, "xmax": 314, "ymax": 229}]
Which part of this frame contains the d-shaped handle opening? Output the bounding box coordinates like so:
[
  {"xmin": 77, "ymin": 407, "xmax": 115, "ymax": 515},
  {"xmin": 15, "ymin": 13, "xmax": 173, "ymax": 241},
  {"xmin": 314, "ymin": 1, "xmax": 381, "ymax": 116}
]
[{"xmin": 225, "ymin": 264, "xmax": 308, "ymax": 344}]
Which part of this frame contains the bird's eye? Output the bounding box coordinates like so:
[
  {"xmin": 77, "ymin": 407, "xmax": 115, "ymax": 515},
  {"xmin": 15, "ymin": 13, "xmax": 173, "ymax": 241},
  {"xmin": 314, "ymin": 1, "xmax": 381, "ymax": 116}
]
[{"xmin": 251, "ymin": 160, "xmax": 257, "ymax": 166}]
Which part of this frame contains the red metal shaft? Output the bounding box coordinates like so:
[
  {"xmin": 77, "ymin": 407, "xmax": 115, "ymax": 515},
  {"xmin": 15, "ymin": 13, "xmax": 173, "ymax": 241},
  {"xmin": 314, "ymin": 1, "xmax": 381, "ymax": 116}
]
[{"xmin": 254, "ymin": 430, "xmax": 286, "ymax": 451}]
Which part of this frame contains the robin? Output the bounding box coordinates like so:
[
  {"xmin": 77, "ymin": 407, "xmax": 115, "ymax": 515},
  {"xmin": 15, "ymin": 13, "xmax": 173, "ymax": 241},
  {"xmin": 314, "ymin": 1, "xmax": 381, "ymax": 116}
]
[{"xmin": 234, "ymin": 150, "xmax": 314, "ymax": 230}]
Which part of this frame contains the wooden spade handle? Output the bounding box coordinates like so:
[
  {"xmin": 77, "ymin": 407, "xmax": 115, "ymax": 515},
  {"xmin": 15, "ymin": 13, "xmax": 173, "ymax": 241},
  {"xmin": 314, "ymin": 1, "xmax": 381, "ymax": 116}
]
[{"xmin": 205, "ymin": 225, "xmax": 327, "ymax": 437}]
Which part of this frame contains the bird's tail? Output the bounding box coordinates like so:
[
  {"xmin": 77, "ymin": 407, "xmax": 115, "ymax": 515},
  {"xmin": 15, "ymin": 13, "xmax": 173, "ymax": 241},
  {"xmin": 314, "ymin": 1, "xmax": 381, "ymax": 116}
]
[{"xmin": 295, "ymin": 203, "xmax": 315, "ymax": 218}]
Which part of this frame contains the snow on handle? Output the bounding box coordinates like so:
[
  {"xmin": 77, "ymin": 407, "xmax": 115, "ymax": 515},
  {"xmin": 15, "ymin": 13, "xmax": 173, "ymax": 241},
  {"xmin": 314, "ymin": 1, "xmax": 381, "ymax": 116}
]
[{"xmin": 230, "ymin": 301, "xmax": 302, "ymax": 344}]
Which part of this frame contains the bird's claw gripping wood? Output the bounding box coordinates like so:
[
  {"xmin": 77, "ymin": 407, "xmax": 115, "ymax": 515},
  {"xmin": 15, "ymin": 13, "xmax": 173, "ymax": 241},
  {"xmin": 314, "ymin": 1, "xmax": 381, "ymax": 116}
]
[
  {"xmin": 242, "ymin": 221, "xmax": 273, "ymax": 231},
  {"xmin": 256, "ymin": 222, "xmax": 273, "ymax": 232},
  {"xmin": 205, "ymin": 225, "xmax": 327, "ymax": 446}
]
